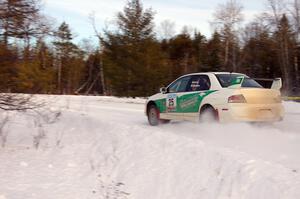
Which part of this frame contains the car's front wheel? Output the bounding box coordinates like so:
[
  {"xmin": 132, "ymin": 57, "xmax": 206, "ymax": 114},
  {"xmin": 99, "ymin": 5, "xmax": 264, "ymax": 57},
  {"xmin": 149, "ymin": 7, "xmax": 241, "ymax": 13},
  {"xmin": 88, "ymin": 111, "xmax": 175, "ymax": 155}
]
[
  {"xmin": 147, "ymin": 105, "xmax": 170, "ymax": 126},
  {"xmin": 148, "ymin": 105, "xmax": 160, "ymax": 126}
]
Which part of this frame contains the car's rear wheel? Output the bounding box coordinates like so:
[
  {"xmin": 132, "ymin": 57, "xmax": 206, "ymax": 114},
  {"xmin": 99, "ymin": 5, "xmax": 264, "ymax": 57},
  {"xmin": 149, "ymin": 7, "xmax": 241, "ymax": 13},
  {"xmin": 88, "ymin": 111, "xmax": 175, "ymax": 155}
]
[
  {"xmin": 147, "ymin": 105, "xmax": 170, "ymax": 126},
  {"xmin": 199, "ymin": 106, "xmax": 217, "ymax": 123}
]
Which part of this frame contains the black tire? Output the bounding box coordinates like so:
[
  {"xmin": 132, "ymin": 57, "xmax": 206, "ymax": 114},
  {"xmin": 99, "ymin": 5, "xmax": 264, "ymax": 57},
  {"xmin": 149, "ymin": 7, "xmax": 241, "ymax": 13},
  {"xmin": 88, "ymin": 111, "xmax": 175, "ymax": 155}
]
[
  {"xmin": 199, "ymin": 106, "xmax": 217, "ymax": 123},
  {"xmin": 147, "ymin": 105, "xmax": 170, "ymax": 126},
  {"xmin": 148, "ymin": 105, "xmax": 160, "ymax": 126}
]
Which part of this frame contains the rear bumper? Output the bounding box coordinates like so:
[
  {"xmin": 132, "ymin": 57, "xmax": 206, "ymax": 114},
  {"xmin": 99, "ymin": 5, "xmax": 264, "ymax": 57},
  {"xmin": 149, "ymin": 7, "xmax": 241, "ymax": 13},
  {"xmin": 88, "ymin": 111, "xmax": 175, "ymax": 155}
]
[{"xmin": 218, "ymin": 103, "xmax": 284, "ymax": 122}]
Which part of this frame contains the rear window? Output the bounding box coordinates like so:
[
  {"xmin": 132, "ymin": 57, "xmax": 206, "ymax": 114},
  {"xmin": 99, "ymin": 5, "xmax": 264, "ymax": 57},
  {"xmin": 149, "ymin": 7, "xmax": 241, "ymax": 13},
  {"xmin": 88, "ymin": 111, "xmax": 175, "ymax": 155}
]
[{"xmin": 215, "ymin": 74, "xmax": 262, "ymax": 88}]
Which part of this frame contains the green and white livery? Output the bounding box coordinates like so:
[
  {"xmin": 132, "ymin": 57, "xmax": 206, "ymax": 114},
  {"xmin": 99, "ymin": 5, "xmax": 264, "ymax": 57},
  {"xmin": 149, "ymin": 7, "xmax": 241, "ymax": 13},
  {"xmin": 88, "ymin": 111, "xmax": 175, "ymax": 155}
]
[{"xmin": 146, "ymin": 72, "xmax": 284, "ymax": 126}]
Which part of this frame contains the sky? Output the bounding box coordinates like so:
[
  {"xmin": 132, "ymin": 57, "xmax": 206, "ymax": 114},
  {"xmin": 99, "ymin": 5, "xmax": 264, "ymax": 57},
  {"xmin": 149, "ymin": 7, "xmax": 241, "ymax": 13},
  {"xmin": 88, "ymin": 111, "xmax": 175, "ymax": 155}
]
[{"xmin": 43, "ymin": 0, "xmax": 267, "ymax": 42}]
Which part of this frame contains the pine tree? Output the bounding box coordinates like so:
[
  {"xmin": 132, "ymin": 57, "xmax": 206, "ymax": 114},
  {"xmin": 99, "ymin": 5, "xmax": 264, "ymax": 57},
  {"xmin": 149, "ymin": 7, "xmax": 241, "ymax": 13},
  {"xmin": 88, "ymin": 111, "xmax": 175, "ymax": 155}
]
[
  {"xmin": 0, "ymin": 43, "xmax": 19, "ymax": 92},
  {"xmin": 53, "ymin": 22, "xmax": 84, "ymax": 94},
  {"xmin": 102, "ymin": 0, "xmax": 167, "ymax": 96},
  {"xmin": 207, "ymin": 31, "xmax": 223, "ymax": 71},
  {"xmin": 242, "ymin": 30, "xmax": 279, "ymax": 79},
  {"xmin": 193, "ymin": 31, "xmax": 208, "ymax": 71},
  {"xmin": 0, "ymin": 0, "xmax": 41, "ymax": 46},
  {"xmin": 117, "ymin": 0, "xmax": 154, "ymax": 42},
  {"xmin": 167, "ymin": 30, "xmax": 195, "ymax": 78}
]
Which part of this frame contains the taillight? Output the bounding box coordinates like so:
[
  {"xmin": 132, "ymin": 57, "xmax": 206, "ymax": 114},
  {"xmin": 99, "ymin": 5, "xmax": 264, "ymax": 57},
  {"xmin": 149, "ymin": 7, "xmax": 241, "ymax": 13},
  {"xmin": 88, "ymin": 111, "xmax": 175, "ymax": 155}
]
[{"xmin": 228, "ymin": 94, "xmax": 247, "ymax": 103}]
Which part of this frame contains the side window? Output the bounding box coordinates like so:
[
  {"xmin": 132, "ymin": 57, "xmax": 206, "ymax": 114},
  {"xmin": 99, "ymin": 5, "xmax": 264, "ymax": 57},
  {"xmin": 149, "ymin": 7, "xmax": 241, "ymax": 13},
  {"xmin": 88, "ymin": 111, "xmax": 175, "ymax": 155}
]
[
  {"xmin": 186, "ymin": 75, "xmax": 211, "ymax": 92},
  {"xmin": 168, "ymin": 76, "xmax": 191, "ymax": 93}
]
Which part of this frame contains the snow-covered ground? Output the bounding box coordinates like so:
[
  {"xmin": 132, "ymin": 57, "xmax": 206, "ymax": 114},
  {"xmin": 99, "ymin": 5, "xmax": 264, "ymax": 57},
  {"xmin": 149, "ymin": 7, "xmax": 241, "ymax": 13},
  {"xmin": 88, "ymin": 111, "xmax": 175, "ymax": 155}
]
[{"xmin": 0, "ymin": 95, "xmax": 300, "ymax": 199}]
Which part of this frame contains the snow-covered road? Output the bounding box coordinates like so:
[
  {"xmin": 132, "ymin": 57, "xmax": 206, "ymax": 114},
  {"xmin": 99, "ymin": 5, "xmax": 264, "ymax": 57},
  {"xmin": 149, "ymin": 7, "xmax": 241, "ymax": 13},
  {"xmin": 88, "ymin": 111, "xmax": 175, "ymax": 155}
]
[
  {"xmin": 0, "ymin": 95, "xmax": 300, "ymax": 199},
  {"xmin": 76, "ymin": 97, "xmax": 300, "ymax": 170}
]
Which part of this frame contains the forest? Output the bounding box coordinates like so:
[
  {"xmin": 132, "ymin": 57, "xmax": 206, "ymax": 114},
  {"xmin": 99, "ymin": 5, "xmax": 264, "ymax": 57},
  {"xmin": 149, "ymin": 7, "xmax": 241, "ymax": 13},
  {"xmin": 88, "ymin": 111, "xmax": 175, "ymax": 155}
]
[{"xmin": 0, "ymin": 0, "xmax": 300, "ymax": 97}]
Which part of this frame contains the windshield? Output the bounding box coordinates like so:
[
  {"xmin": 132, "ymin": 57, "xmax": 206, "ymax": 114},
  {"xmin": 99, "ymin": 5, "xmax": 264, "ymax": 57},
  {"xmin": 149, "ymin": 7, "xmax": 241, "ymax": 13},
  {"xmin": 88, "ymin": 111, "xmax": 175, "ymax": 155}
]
[{"xmin": 215, "ymin": 74, "xmax": 263, "ymax": 88}]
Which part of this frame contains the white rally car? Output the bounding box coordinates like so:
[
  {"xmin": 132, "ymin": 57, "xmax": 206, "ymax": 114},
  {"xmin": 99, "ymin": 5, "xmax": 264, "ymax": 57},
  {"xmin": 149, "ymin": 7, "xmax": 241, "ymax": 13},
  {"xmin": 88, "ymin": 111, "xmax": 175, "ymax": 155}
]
[{"xmin": 145, "ymin": 72, "xmax": 284, "ymax": 126}]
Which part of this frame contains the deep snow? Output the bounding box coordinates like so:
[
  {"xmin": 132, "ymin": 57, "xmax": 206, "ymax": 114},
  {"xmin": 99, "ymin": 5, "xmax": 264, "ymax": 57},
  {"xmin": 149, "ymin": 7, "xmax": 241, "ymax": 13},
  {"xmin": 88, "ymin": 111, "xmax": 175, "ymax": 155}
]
[{"xmin": 0, "ymin": 95, "xmax": 299, "ymax": 199}]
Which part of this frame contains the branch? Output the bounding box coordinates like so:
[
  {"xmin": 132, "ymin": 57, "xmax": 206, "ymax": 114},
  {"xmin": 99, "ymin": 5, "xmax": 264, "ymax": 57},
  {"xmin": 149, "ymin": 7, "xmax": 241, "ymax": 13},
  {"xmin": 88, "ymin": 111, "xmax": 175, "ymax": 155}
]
[{"xmin": 0, "ymin": 94, "xmax": 45, "ymax": 111}]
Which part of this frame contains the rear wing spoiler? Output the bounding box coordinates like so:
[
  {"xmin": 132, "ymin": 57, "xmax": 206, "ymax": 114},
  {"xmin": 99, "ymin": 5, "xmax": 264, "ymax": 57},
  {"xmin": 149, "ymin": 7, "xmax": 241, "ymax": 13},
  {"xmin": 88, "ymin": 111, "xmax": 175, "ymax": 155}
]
[
  {"xmin": 228, "ymin": 76, "xmax": 282, "ymax": 90},
  {"xmin": 253, "ymin": 78, "xmax": 282, "ymax": 90}
]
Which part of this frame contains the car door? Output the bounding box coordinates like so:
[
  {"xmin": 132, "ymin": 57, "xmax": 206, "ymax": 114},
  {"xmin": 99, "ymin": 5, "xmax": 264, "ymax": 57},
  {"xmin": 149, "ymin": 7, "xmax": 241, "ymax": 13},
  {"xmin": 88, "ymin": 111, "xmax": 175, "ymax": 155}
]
[
  {"xmin": 163, "ymin": 75, "xmax": 192, "ymax": 120},
  {"xmin": 175, "ymin": 75, "xmax": 213, "ymax": 120}
]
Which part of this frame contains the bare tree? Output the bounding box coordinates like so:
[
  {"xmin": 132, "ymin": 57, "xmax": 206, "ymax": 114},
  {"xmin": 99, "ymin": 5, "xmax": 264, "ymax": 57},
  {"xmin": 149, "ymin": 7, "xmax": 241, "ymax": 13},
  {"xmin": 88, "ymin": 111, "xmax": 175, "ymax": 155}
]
[
  {"xmin": 0, "ymin": 0, "xmax": 42, "ymax": 46},
  {"xmin": 266, "ymin": 0, "xmax": 287, "ymax": 28},
  {"xmin": 212, "ymin": 0, "xmax": 244, "ymax": 71},
  {"xmin": 288, "ymin": 0, "xmax": 300, "ymax": 88},
  {"xmin": 79, "ymin": 38, "xmax": 96, "ymax": 55},
  {"xmin": 0, "ymin": 93, "xmax": 44, "ymax": 111},
  {"xmin": 157, "ymin": 20, "xmax": 176, "ymax": 40},
  {"xmin": 76, "ymin": 38, "xmax": 100, "ymax": 95},
  {"xmin": 266, "ymin": 0, "xmax": 293, "ymax": 91},
  {"xmin": 88, "ymin": 13, "xmax": 106, "ymax": 95}
]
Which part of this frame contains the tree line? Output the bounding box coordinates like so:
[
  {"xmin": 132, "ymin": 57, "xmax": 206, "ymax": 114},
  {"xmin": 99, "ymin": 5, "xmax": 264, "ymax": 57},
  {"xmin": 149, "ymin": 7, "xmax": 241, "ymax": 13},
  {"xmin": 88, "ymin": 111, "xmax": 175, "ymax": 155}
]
[{"xmin": 0, "ymin": 0, "xmax": 300, "ymax": 97}]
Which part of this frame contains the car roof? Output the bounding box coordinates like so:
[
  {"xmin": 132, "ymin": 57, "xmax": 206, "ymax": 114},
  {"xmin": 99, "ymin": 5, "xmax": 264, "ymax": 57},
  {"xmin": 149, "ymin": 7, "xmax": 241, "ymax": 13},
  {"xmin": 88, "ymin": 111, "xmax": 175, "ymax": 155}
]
[{"xmin": 181, "ymin": 72, "xmax": 245, "ymax": 76}]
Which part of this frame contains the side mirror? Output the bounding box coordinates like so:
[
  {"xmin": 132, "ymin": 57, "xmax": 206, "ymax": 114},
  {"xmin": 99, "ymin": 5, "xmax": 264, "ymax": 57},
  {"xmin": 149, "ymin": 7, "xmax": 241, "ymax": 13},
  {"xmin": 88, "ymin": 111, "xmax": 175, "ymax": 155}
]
[{"xmin": 160, "ymin": 87, "xmax": 167, "ymax": 94}]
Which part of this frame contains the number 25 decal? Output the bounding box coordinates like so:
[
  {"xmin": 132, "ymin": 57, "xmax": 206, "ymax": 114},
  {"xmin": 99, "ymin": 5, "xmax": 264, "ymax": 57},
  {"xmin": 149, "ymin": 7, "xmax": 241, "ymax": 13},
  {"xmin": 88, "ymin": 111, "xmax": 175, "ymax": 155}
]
[{"xmin": 167, "ymin": 94, "xmax": 177, "ymax": 112}]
